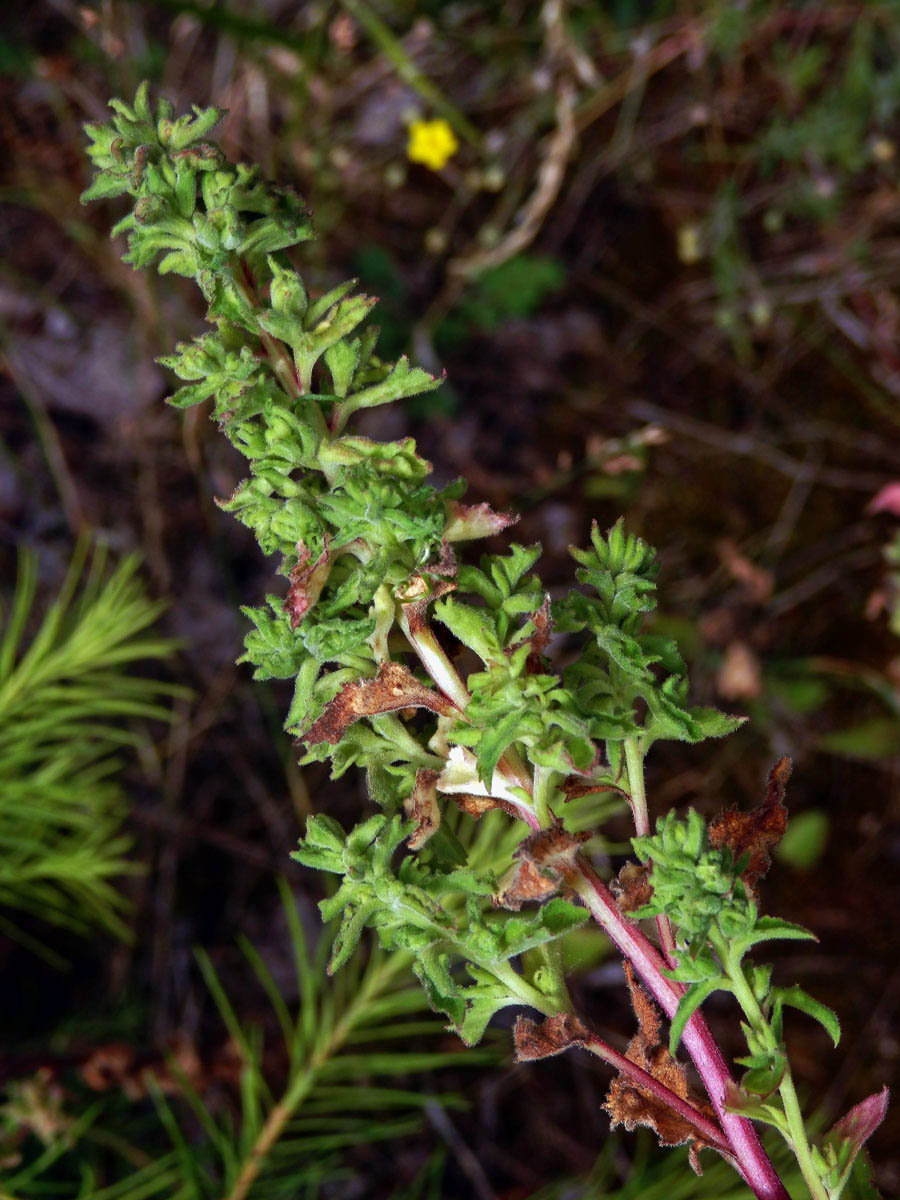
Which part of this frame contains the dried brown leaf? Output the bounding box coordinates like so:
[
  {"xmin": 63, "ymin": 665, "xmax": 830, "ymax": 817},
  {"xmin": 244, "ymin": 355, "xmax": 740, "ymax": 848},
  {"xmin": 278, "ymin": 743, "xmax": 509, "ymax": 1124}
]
[
  {"xmin": 284, "ymin": 538, "xmax": 331, "ymax": 629},
  {"xmin": 493, "ymin": 820, "xmax": 589, "ymax": 910},
  {"xmin": 524, "ymin": 595, "xmax": 552, "ymax": 674},
  {"xmin": 518, "ymin": 820, "xmax": 590, "ymax": 876},
  {"xmin": 404, "ymin": 768, "xmax": 441, "ymax": 850},
  {"xmin": 304, "ymin": 662, "xmax": 456, "ymax": 745},
  {"xmin": 613, "ymin": 861, "xmax": 653, "ymax": 914},
  {"xmin": 448, "ymin": 792, "xmax": 520, "ymax": 820},
  {"xmin": 561, "ymin": 777, "xmax": 626, "ymax": 802},
  {"xmin": 493, "ymin": 858, "xmax": 559, "ymax": 910},
  {"xmin": 606, "ymin": 964, "xmax": 714, "ymax": 1167},
  {"xmin": 513, "ymin": 1012, "xmax": 590, "ymax": 1061},
  {"xmin": 709, "ymin": 756, "xmax": 790, "ymax": 890}
]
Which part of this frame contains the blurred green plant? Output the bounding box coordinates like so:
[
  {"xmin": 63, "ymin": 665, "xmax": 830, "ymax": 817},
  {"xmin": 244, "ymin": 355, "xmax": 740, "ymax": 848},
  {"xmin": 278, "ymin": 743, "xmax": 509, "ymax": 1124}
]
[
  {"xmin": 0, "ymin": 881, "xmax": 490, "ymax": 1200},
  {"xmin": 0, "ymin": 541, "xmax": 177, "ymax": 950},
  {"xmin": 436, "ymin": 253, "xmax": 566, "ymax": 354}
]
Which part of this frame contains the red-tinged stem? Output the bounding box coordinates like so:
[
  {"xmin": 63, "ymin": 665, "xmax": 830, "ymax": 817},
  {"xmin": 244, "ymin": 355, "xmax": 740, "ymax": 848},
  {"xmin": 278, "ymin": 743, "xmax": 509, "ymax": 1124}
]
[
  {"xmin": 580, "ymin": 1032, "xmax": 735, "ymax": 1160},
  {"xmin": 570, "ymin": 858, "xmax": 790, "ymax": 1200},
  {"xmin": 623, "ymin": 736, "xmax": 677, "ymax": 967},
  {"xmin": 397, "ymin": 589, "xmax": 781, "ymax": 1191}
]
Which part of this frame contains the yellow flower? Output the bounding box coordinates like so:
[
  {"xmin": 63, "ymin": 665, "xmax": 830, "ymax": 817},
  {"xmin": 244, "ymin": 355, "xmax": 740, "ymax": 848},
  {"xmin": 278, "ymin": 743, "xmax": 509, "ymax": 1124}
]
[{"xmin": 406, "ymin": 118, "xmax": 459, "ymax": 172}]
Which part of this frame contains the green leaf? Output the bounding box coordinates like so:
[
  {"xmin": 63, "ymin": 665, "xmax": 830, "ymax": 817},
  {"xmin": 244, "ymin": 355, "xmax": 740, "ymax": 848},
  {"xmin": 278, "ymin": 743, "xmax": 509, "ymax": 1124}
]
[
  {"xmin": 688, "ymin": 707, "xmax": 747, "ymax": 740},
  {"xmin": 669, "ymin": 978, "xmax": 730, "ymax": 1055},
  {"xmin": 772, "ymin": 985, "xmax": 841, "ymax": 1047},
  {"xmin": 731, "ymin": 915, "xmax": 817, "ymax": 960}
]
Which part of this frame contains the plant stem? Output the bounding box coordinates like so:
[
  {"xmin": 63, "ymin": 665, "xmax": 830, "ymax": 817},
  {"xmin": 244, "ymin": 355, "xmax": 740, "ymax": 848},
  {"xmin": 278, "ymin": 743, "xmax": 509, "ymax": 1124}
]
[
  {"xmin": 570, "ymin": 859, "xmax": 789, "ymax": 1200},
  {"xmin": 232, "ymin": 267, "xmax": 332, "ymax": 447},
  {"xmin": 779, "ymin": 1074, "xmax": 829, "ymax": 1200},
  {"xmin": 715, "ymin": 935, "xmax": 828, "ymax": 1200},
  {"xmin": 623, "ymin": 736, "xmax": 677, "ymax": 967},
  {"xmin": 532, "ymin": 764, "xmax": 556, "ymax": 828}
]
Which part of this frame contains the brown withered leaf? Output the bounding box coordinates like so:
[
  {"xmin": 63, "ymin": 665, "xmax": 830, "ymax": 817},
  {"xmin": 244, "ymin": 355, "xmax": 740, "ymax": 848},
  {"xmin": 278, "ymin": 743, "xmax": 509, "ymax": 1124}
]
[
  {"xmin": 404, "ymin": 768, "xmax": 441, "ymax": 850},
  {"xmin": 613, "ymin": 861, "xmax": 653, "ymax": 914},
  {"xmin": 513, "ymin": 1012, "xmax": 591, "ymax": 1061},
  {"xmin": 519, "ymin": 820, "xmax": 590, "ymax": 876},
  {"xmin": 304, "ymin": 662, "xmax": 456, "ymax": 745},
  {"xmin": 448, "ymin": 792, "xmax": 521, "ymax": 820},
  {"xmin": 561, "ymin": 777, "xmax": 626, "ymax": 802},
  {"xmin": 493, "ymin": 820, "xmax": 589, "ymax": 910},
  {"xmin": 284, "ymin": 538, "xmax": 331, "ymax": 629},
  {"xmin": 524, "ymin": 595, "xmax": 552, "ymax": 674},
  {"xmin": 709, "ymin": 756, "xmax": 790, "ymax": 890},
  {"xmin": 494, "ymin": 858, "xmax": 559, "ymax": 910},
  {"xmin": 605, "ymin": 964, "xmax": 713, "ymax": 1171}
]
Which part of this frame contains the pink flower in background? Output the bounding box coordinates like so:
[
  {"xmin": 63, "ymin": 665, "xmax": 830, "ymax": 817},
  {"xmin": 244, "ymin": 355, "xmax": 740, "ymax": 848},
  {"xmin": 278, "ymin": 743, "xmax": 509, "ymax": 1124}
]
[{"xmin": 868, "ymin": 481, "xmax": 900, "ymax": 516}]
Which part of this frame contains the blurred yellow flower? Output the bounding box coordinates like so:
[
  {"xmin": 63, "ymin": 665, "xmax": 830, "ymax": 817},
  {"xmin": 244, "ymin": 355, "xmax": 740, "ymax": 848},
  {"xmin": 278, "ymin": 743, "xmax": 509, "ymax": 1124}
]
[{"xmin": 407, "ymin": 118, "xmax": 459, "ymax": 171}]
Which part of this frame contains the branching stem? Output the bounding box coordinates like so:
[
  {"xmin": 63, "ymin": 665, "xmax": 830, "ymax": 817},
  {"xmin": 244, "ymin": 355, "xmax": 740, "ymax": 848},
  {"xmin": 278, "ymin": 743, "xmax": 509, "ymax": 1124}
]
[
  {"xmin": 623, "ymin": 736, "xmax": 677, "ymax": 967},
  {"xmin": 570, "ymin": 858, "xmax": 789, "ymax": 1200},
  {"xmin": 713, "ymin": 932, "xmax": 828, "ymax": 1200}
]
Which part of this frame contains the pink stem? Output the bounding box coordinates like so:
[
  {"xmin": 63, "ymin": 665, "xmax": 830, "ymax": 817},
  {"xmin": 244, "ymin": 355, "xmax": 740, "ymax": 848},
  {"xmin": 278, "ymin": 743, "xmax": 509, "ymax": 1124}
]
[{"xmin": 571, "ymin": 859, "xmax": 789, "ymax": 1200}]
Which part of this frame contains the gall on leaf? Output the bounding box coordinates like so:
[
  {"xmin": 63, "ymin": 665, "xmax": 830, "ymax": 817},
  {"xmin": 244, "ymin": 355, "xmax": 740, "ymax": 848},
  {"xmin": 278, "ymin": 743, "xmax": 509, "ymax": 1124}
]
[
  {"xmin": 605, "ymin": 964, "xmax": 716, "ymax": 1174},
  {"xmin": 709, "ymin": 755, "xmax": 790, "ymax": 891},
  {"xmin": 304, "ymin": 661, "xmax": 456, "ymax": 745},
  {"xmin": 404, "ymin": 768, "xmax": 441, "ymax": 850}
]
